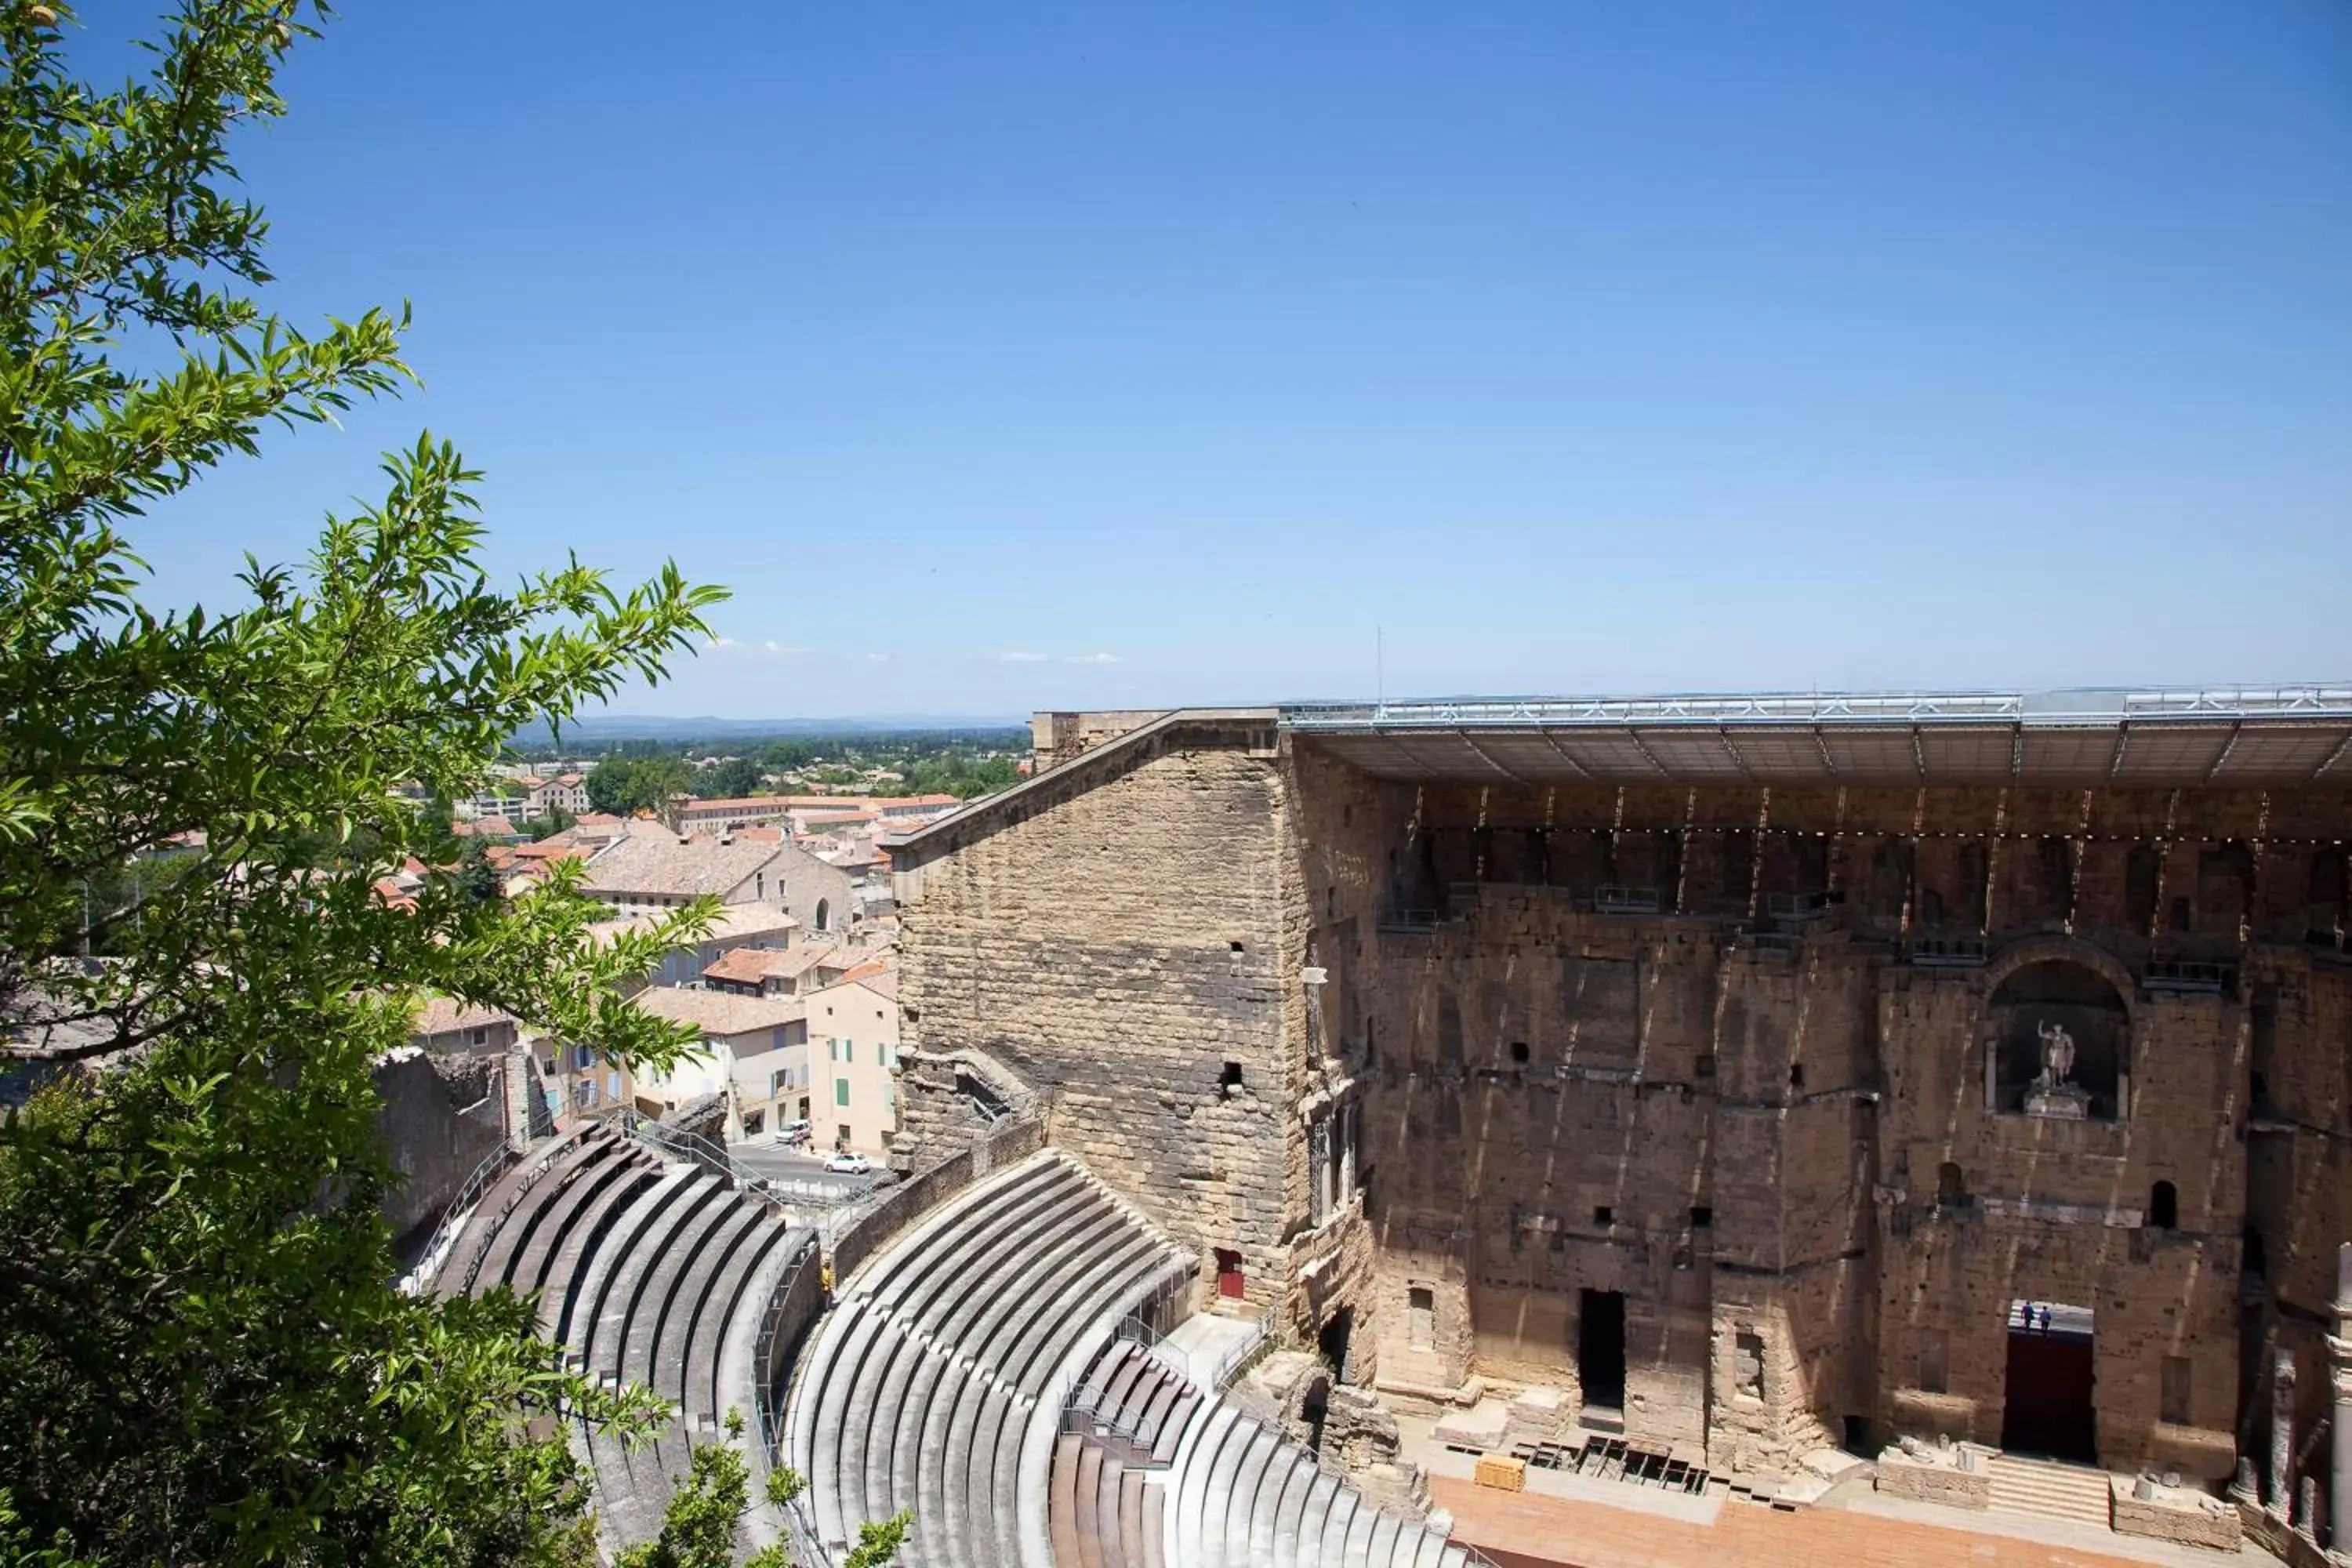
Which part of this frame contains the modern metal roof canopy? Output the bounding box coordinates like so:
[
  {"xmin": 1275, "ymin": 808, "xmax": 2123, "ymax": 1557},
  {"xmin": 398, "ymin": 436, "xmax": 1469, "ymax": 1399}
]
[{"xmin": 1279, "ymin": 687, "xmax": 2352, "ymax": 787}]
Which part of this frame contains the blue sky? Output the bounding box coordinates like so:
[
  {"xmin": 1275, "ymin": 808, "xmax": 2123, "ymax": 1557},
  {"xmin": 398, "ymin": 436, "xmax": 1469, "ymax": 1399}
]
[{"xmin": 113, "ymin": 1, "xmax": 2352, "ymax": 718}]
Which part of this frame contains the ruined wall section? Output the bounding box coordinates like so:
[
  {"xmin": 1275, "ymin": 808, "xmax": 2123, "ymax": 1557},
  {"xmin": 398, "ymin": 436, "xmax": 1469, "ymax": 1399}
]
[
  {"xmin": 893, "ymin": 720, "xmax": 1300, "ymax": 1305},
  {"xmin": 1871, "ymin": 931, "xmax": 2247, "ymax": 1479}
]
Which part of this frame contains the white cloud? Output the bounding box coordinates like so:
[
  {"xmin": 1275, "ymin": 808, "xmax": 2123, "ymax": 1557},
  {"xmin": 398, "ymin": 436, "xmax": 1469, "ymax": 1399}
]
[
  {"xmin": 862, "ymin": 652, "xmax": 891, "ymax": 663},
  {"xmin": 764, "ymin": 641, "xmax": 811, "ymax": 655},
  {"xmin": 1065, "ymin": 652, "xmax": 1125, "ymax": 665},
  {"xmin": 997, "ymin": 651, "xmax": 1049, "ymax": 663},
  {"xmin": 706, "ymin": 635, "xmax": 740, "ymax": 649}
]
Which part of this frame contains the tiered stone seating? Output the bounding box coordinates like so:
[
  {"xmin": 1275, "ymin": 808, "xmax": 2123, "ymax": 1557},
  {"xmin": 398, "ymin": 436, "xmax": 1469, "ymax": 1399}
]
[
  {"xmin": 1047, "ymin": 1335, "xmax": 1473, "ymax": 1568},
  {"xmin": 786, "ymin": 1150, "xmax": 1192, "ymax": 1568},
  {"xmin": 437, "ymin": 1123, "xmax": 811, "ymax": 1553}
]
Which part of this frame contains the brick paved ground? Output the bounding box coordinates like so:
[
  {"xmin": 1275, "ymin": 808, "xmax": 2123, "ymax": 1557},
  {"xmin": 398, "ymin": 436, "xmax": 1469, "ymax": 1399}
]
[{"xmin": 1432, "ymin": 1477, "xmax": 2253, "ymax": 1568}]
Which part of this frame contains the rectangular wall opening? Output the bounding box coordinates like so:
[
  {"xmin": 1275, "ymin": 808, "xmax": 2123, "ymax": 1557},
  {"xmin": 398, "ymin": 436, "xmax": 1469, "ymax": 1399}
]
[
  {"xmin": 1577, "ymin": 1288, "xmax": 1627, "ymax": 1412},
  {"xmin": 2001, "ymin": 1298, "xmax": 2096, "ymax": 1463}
]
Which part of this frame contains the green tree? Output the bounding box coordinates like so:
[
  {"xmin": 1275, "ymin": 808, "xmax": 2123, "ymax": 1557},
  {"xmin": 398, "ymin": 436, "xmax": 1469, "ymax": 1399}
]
[
  {"xmin": 689, "ymin": 756, "xmax": 762, "ymax": 800},
  {"xmin": 586, "ymin": 755, "xmax": 690, "ymax": 818},
  {"xmin": 0, "ymin": 3, "xmax": 735, "ymax": 1560},
  {"xmin": 617, "ymin": 1415, "xmax": 905, "ymax": 1568},
  {"xmin": 455, "ymin": 838, "xmax": 503, "ymax": 905}
]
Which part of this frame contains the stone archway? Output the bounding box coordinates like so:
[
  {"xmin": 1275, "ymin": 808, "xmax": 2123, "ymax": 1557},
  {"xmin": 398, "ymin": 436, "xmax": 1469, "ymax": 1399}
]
[{"xmin": 1981, "ymin": 941, "xmax": 2134, "ymax": 1121}]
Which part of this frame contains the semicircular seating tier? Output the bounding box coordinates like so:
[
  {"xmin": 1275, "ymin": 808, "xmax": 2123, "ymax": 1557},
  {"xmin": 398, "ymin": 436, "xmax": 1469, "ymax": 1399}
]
[
  {"xmin": 785, "ymin": 1147, "xmax": 1472, "ymax": 1568},
  {"xmin": 786, "ymin": 1149, "xmax": 1194, "ymax": 1567},
  {"xmin": 1051, "ymin": 1338, "xmax": 1474, "ymax": 1568},
  {"xmin": 436, "ymin": 1122, "xmax": 813, "ymax": 1554}
]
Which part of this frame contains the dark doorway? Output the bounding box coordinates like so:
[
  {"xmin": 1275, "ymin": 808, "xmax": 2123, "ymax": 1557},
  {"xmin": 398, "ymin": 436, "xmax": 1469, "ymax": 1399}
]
[
  {"xmin": 1214, "ymin": 1248, "xmax": 1245, "ymax": 1301},
  {"xmin": 2002, "ymin": 1300, "xmax": 2096, "ymax": 1463},
  {"xmin": 1318, "ymin": 1306, "xmax": 1355, "ymax": 1382},
  {"xmin": 1578, "ymin": 1289, "xmax": 1627, "ymax": 1411}
]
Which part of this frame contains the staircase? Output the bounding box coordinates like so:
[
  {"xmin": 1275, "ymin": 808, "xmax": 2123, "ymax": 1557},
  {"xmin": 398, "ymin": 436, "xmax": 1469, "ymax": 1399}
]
[{"xmin": 1986, "ymin": 1454, "xmax": 2112, "ymax": 1527}]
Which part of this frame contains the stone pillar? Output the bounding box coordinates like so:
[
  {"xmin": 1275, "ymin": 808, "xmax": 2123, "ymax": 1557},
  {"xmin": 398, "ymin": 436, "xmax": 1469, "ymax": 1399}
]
[
  {"xmin": 1338, "ymin": 1101, "xmax": 1357, "ymax": 1200},
  {"xmin": 2331, "ymin": 1241, "xmax": 2352, "ymax": 1555},
  {"xmin": 2272, "ymin": 1348, "xmax": 2296, "ymax": 1520}
]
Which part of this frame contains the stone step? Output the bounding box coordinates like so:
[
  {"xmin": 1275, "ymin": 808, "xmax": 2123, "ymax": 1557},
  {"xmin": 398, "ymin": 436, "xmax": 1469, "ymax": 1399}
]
[{"xmin": 1986, "ymin": 1457, "xmax": 2112, "ymax": 1524}]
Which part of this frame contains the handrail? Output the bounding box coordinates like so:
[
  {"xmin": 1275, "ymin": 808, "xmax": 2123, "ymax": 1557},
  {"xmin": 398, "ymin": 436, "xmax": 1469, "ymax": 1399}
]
[
  {"xmin": 453, "ymin": 1122, "xmax": 595, "ymax": 1295},
  {"xmin": 618, "ymin": 1108, "xmax": 880, "ymax": 1207},
  {"xmin": 619, "ymin": 1107, "xmax": 787, "ymax": 1203},
  {"xmin": 399, "ymin": 1136, "xmax": 520, "ymax": 1295}
]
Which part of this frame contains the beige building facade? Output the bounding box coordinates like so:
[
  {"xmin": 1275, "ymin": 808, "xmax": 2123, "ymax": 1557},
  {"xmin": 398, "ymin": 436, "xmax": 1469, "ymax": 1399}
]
[
  {"xmin": 808, "ymin": 975, "xmax": 900, "ymax": 1156},
  {"xmin": 625, "ymin": 986, "xmax": 810, "ymax": 1142}
]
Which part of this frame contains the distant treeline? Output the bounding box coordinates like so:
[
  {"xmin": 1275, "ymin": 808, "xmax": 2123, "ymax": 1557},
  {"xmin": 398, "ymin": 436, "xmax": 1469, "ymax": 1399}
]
[
  {"xmin": 511, "ymin": 728, "xmax": 1029, "ymax": 763},
  {"xmin": 516, "ymin": 729, "xmax": 1033, "ymax": 806}
]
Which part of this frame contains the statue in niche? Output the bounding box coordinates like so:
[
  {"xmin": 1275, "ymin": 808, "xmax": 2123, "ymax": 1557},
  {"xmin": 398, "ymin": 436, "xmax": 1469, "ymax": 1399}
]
[
  {"xmin": 2026, "ymin": 1018, "xmax": 2089, "ymax": 1120},
  {"xmin": 2035, "ymin": 1020, "xmax": 2077, "ymax": 1089}
]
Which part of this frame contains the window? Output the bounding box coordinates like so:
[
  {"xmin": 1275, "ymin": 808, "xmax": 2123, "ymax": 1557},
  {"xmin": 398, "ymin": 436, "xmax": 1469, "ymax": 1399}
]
[
  {"xmin": 1219, "ymin": 1062, "xmax": 1243, "ymax": 1097},
  {"xmin": 605, "ymin": 1070, "xmax": 621, "ymax": 1099},
  {"xmin": 880, "ymin": 1042, "xmax": 896, "ymax": 1069},
  {"xmin": 1690, "ymin": 1206, "xmax": 1712, "ymax": 1228},
  {"xmin": 882, "ymin": 1079, "xmax": 895, "ymax": 1111},
  {"xmin": 1788, "ymin": 1063, "xmax": 1805, "ymax": 1090},
  {"xmin": 1593, "ymin": 1205, "xmax": 1613, "ymax": 1226},
  {"xmin": 814, "ymin": 898, "xmax": 829, "ymax": 932},
  {"xmin": 1407, "ymin": 1287, "xmax": 1436, "ymax": 1350},
  {"xmin": 771, "ymin": 1069, "xmax": 791, "ymax": 1097},
  {"xmin": 837, "ymin": 1123, "xmax": 851, "ymax": 1146},
  {"xmin": 468, "ymin": 1026, "xmax": 488, "ymax": 1047},
  {"xmin": 574, "ymin": 1044, "xmax": 593, "ymax": 1069},
  {"xmin": 2150, "ymin": 1181, "xmax": 2178, "ymax": 1230},
  {"xmin": 842, "ymin": 1040, "xmax": 854, "ymax": 1065},
  {"xmin": 743, "ymin": 1109, "xmax": 764, "ymax": 1137},
  {"xmin": 834, "ymin": 1079, "xmax": 849, "ymax": 1108},
  {"xmin": 1508, "ymin": 1041, "xmax": 1530, "ymax": 1064}
]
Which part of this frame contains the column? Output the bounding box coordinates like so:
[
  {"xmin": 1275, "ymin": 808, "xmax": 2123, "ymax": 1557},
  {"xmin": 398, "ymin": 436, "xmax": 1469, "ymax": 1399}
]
[
  {"xmin": 2330, "ymin": 1242, "xmax": 2352, "ymax": 1555},
  {"xmin": 2272, "ymin": 1347, "xmax": 2296, "ymax": 1521}
]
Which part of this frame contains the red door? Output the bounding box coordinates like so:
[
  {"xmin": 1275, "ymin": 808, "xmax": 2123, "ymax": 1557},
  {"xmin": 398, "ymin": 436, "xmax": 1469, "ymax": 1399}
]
[{"xmin": 1214, "ymin": 1248, "xmax": 1245, "ymax": 1300}]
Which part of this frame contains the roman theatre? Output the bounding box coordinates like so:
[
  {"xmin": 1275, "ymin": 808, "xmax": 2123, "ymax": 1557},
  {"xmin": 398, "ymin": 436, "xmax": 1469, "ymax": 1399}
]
[{"xmin": 876, "ymin": 689, "xmax": 2352, "ymax": 1559}]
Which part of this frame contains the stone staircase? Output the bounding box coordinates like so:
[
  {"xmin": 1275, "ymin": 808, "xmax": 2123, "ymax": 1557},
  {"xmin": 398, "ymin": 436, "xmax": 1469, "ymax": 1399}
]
[{"xmin": 1985, "ymin": 1454, "xmax": 2112, "ymax": 1527}]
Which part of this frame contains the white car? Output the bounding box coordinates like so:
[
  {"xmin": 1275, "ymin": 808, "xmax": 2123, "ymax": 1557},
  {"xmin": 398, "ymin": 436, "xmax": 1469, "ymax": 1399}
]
[{"xmin": 823, "ymin": 1150, "xmax": 873, "ymax": 1175}]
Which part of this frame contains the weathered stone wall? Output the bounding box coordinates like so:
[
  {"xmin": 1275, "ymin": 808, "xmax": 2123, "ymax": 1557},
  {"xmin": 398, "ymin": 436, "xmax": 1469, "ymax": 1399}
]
[
  {"xmin": 375, "ymin": 1047, "xmax": 513, "ymax": 1247},
  {"xmin": 891, "ymin": 721, "xmax": 2352, "ymax": 1490},
  {"xmin": 894, "ymin": 718, "xmax": 1298, "ymax": 1304},
  {"xmin": 1309, "ymin": 773, "xmax": 2351, "ymax": 1483}
]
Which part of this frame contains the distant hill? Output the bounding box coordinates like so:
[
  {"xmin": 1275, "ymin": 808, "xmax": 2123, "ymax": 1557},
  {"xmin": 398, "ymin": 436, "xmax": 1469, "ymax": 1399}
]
[{"xmin": 510, "ymin": 713, "xmax": 1029, "ymax": 746}]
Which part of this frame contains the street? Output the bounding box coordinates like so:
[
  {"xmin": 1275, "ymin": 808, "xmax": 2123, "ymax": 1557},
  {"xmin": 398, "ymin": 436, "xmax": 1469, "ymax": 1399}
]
[{"xmin": 727, "ymin": 1138, "xmax": 887, "ymax": 1200}]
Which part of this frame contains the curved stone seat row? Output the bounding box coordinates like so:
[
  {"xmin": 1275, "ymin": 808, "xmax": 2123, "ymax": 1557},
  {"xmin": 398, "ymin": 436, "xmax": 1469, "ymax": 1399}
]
[
  {"xmin": 1048, "ymin": 1337, "xmax": 1470, "ymax": 1568},
  {"xmin": 1158, "ymin": 1395, "xmax": 1470, "ymax": 1568},
  {"xmin": 438, "ymin": 1123, "xmax": 810, "ymax": 1554},
  {"xmin": 1048, "ymin": 1338, "xmax": 1199, "ymax": 1568},
  {"xmin": 785, "ymin": 1150, "xmax": 1190, "ymax": 1568}
]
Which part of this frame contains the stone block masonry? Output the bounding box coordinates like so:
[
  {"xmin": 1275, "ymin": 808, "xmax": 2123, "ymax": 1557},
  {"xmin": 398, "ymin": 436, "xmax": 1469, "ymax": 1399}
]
[
  {"xmin": 893, "ymin": 713, "xmax": 1301, "ymax": 1308},
  {"xmin": 887, "ymin": 708, "xmax": 2352, "ymax": 1516}
]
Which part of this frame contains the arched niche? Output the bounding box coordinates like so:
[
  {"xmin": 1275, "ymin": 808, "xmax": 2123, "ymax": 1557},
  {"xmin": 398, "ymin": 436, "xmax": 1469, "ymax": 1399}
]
[{"xmin": 1984, "ymin": 949, "xmax": 2132, "ymax": 1121}]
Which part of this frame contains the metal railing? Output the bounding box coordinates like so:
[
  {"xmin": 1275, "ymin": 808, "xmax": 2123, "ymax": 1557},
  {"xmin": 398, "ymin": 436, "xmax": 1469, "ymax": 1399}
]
[
  {"xmin": 2142, "ymin": 958, "xmax": 2236, "ymax": 996},
  {"xmin": 1282, "ymin": 684, "xmax": 2352, "ymax": 730},
  {"xmin": 399, "ymin": 1137, "xmax": 520, "ymax": 1295},
  {"xmin": 1766, "ymin": 889, "xmax": 1832, "ymax": 923},
  {"xmin": 1907, "ymin": 935, "xmax": 1991, "ymax": 968},
  {"xmin": 1592, "ymin": 885, "xmax": 1663, "ymax": 915},
  {"xmin": 451, "ymin": 1122, "xmax": 596, "ymax": 1295},
  {"xmin": 619, "ymin": 1108, "xmax": 881, "ymax": 1207}
]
